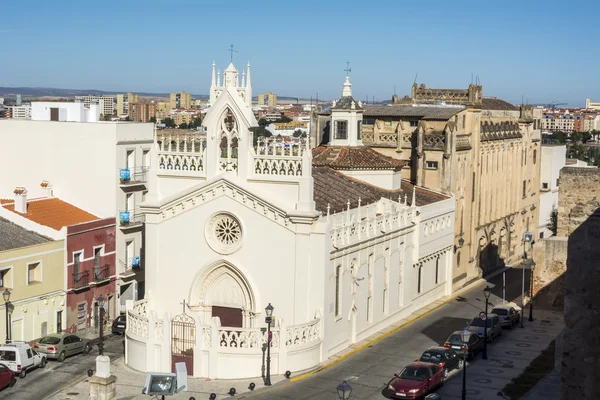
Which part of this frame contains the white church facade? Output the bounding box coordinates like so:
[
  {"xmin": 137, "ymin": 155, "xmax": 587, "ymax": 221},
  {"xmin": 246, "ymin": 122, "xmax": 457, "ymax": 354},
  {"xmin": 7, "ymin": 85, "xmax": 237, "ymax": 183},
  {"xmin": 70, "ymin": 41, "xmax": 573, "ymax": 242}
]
[{"xmin": 125, "ymin": 62, "xmax": 455, "ymax": 379}]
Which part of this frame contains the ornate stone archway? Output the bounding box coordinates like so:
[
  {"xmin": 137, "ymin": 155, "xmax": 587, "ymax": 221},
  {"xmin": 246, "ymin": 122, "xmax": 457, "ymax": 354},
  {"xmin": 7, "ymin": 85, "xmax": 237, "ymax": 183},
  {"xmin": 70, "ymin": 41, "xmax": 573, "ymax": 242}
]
[{"xmin": 189, "ymin": 261, "xmax": 256, "ymax": 327}]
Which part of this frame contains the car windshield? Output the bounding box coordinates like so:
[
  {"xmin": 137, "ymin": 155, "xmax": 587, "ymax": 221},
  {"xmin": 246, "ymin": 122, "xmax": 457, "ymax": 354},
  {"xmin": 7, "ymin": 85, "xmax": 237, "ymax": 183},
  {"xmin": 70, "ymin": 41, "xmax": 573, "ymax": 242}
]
[
  {"xmin": 0, "ymin": 351, "xmax": 15, "ymax": 361},
  {"xmin": 398, "ymin": 367, "xmax": 428, "ymax": 381},
  {"xmin": 470, "ymin": 318, "xmax": 495, "ymax": 328},
  {"xmin": 448, "ymin": 334, "xmax": 464, "ymax": 344},
  {"xmin": 39, "ymin": 336, "xmax": 61, "ymax": 345},
  {"xmin": 420, "ymin": 351, "xmax": 443, "ymax": 363},
  {"xmin": 492, "ymin": 308, "xmax": 507, "ymax": 315}
]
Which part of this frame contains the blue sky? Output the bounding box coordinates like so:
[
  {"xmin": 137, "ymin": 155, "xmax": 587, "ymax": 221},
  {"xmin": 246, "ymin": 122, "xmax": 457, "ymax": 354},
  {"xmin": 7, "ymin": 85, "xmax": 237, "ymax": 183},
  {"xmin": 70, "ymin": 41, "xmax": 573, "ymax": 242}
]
[{"xmin": 1, "ymin": 0, "xmax": 599, "ymax": 105}]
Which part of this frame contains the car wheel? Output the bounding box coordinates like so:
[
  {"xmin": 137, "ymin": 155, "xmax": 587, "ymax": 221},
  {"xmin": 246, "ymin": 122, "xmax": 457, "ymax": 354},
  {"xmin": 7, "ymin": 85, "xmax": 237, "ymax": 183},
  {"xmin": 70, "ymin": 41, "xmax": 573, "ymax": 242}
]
[
  {"xmin": 9, "ymin": 376, "xmax": 16, "ymax": 387},
  {"xmin": 41, "ymin": 358, "xmax": 47, "ymax": 368},
  {"xmin": 58, "ymin": 351, "xmax": 66, "ymax": 362},
  {"xmin": 19, "ymin": 370, "xmax": 26, "ymax": 379},
  {"xmin": 83, "ymin": 344, "xmax": 92, "ymax": 354}
]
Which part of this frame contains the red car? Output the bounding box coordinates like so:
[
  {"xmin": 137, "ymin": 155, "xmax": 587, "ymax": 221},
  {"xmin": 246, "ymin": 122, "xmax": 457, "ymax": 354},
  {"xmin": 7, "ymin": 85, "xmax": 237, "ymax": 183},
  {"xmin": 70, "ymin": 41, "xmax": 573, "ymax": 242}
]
[
  {"xmin": 387, "ymin": 362, "xmax": 444, "ymax": 399},
  {"xmin": 0, "ymin": 363, "xmax": 16, "ymax": 390}
]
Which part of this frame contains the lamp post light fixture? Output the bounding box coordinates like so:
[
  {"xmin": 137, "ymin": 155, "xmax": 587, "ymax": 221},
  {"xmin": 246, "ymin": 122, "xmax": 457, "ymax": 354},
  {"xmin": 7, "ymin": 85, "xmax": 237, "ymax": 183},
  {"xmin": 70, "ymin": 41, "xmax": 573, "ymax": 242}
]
[
  {"xmin": 264, "ymin": 303, "xmax": 274, "ymax": 386},
  {"xmin": 336, "ymin": 380, "xmax": 353, "ymax": 400},
  {"xmin": 461, "ymin": 330, "xmax": 470, "ymax": 400},
  {"xmin": 3, "ymin": 289, "xmax": 10, "ymax": 344},
  {"xmin": 97, "ymin": 295, "xmax": 105, "ymax": 356},
  {"xmin": 528, "ymin": 260, "xmax": 536, "ymax": 322},
  {"xmin": 482, "ymin": 286, "xmax": 491, "ymax": 360},
  {"xmin": 454, "ymin": 237, "xmax": 465, "ymax": 253}
]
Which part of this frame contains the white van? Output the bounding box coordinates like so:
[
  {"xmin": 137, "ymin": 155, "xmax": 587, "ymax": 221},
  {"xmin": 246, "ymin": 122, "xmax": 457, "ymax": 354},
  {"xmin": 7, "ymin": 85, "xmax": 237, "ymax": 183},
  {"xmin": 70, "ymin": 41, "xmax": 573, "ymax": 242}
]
[{"xmin": 0, "ymin": 343, "xmax": 46, "ymax": 378}]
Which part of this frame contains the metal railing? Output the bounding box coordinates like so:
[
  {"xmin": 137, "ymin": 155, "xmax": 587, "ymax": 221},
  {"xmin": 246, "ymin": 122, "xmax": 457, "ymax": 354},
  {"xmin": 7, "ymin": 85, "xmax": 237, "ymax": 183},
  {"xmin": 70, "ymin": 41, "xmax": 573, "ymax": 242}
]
[
  {"xmin": 119, "ymin": 257, "xmax": 142, "ymax": 274},
  {"xmin": 73, "ymin": 271, "xmax": 90, "ymax": 289},
  {"xmin": 119, "ymin": 166, "xmax": 148, "ymax": 185},
  {"xmin": 119, "ymin": 211, "xmax": 146, "ymax": 227},
  {"xmin": 94, "ymin": 266, "xmax": 110, "ymax": 282}
]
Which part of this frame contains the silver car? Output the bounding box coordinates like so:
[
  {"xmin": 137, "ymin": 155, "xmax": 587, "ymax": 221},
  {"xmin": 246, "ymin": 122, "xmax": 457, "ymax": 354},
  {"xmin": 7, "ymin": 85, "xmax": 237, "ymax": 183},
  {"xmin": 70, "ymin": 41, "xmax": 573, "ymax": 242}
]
[
  {"xmin": 466, "ymin": 314, "xmax": 502, "ymax": 343},
  {"xmin": 34, "ymin": 333, "xmax": 92, "ymax": 362},
  {"xmin": 491, "ymin": 305, "xmax": 521, "ymax": 328}
]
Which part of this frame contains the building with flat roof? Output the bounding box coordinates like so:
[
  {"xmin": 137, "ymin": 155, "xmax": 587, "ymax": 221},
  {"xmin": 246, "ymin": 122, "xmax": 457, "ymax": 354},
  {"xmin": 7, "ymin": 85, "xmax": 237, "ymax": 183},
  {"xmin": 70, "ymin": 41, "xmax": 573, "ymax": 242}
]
[
  {"xmin": 169, "ymin": 91, "xmax": 192, "ymax": 109},
  {"xmin": 129, "ymin": 101, "xmax": 157, "ymax": 122},
  {"xmin": 257, "ymin": 92, "xmax": 277, "ymax": 107},
  {"xmin": 585, "ymin": 98, "xmax": 600, "ymax": 110},
  {"xmin": 75, "ymin": 95, "xmax": 115, "ymax": 118},
  {"xmin": 31, "ymin": 100, "xmax": 99, "ymax": 122}
]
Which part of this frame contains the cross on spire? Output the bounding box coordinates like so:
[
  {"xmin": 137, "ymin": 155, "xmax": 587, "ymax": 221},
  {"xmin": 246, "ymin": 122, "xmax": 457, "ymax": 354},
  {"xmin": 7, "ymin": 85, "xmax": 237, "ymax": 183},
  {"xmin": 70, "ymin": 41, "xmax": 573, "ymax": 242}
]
[
  {"xmin": 181, "ymin": 299, "xmax": 188, "ymax": 314},
  {"xmin": 229, "ymin": 44, "xmax": 239, "ymax": 62},
  {"xmin": 345, "ymin": 61, "xmax": 351, "ymax": 77}
]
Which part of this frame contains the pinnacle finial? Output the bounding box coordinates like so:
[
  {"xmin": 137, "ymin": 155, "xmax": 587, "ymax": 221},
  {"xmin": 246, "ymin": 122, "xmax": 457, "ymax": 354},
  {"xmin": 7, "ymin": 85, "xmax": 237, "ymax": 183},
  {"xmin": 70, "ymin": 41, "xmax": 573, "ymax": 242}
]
[{"xmin": 411, "ymin": 186, "xmax": 416, "ymax": 207}]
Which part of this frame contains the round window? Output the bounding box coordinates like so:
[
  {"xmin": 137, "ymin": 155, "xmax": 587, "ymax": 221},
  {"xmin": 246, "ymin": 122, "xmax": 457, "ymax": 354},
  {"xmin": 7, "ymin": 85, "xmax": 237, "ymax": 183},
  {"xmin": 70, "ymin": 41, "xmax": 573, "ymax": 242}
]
[{"xmin": 206, "ymin": 213, "xmax": 243, "ymax": 254}]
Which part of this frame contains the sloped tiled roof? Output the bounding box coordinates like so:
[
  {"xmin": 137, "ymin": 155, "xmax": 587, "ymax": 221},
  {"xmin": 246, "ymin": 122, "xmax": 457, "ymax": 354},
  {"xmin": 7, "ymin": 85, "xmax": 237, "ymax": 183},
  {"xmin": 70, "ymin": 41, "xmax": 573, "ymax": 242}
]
[
  {"xmin": 362, "ymin": 105, "xmax": 463, "ymax": 120},
  {"xmin": 2, "ymin": 198, "xmax": 99, "ymax": 231},
  {"xmin": 482, "ymin": 98, "xmax": 518, "ymax": 111},
  {"xmin": 0, "ymin": 217, "xmax": 52, "ymax": 252},
  {"xmin": 312, "ymin": 146, "xmax": 408, "ymax": 171},
  {"xmin": 332, "ymin": 96, "xmax": 363, "ymax": 110},
  {"xmin": 312, "ymin": 166, "xmax": 449, "ymax": 214}
]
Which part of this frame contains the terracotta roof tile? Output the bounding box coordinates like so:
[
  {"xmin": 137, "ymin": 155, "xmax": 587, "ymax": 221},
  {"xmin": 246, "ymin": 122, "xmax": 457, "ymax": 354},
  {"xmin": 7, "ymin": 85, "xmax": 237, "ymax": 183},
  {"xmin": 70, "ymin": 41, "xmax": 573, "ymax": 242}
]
[
  {"xmin": 482, "ymin": 98, "xmax": 518, "ymax": 111},
  {"xmin": 2, "ymin": 198, "xmax": 99, "ymax": 231},
  {"xmin": 312, "ymin": 166, "xmax": 449, "ymax": 214},
  {"xmin": 312, "ymin": 146, "xmax": 408, "ymax": 170}
]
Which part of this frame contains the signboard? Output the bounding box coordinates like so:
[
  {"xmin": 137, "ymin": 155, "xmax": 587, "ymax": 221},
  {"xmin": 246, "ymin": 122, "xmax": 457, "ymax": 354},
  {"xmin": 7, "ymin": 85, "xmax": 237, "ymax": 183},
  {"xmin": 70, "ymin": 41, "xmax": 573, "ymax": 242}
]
[
  {"xmin": 77, "ymin": 303, "xmax": 86, "ymax": 330},
  {"xmin": 479, "ymin": 312, "xmax": 487, "ymax": 321}
]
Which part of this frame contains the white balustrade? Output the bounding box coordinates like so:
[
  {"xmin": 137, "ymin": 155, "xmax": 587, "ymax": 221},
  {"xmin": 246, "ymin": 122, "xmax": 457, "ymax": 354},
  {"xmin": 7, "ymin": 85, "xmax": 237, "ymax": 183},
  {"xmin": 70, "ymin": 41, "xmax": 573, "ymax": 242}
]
[
  {"xmin": 157, "ymin": 133, "xmax": 206, "ymax": 174},
  {"xmin": 285, "ymin": 318, "xmax": 321, "ymax": 348},
  {"xmin": 252, "ymin": 138, "xmax": 305, "ymax": 177},
  {"xmin": 218, "ymin": 327, "xmax": 280, "ymax": 349}
]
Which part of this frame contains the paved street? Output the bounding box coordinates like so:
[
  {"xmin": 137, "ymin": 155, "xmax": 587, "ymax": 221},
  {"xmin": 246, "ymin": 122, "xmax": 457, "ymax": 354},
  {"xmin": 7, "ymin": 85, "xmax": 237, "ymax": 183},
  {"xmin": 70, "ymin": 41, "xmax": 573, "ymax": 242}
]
[
  {"xmin": 240, "ymin": 268, "xmax": 547, "ymax": 399},
  {"xmin": 0, "ymin": 335, "xmax": 123, "ymax": 400}
]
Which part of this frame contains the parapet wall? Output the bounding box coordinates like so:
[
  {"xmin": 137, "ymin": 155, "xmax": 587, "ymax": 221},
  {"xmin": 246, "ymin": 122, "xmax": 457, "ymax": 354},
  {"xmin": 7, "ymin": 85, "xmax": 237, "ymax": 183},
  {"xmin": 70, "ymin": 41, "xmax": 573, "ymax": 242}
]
[{"xmin": 557, "ymin": 167, "xmax": 600, "ymax": 236}]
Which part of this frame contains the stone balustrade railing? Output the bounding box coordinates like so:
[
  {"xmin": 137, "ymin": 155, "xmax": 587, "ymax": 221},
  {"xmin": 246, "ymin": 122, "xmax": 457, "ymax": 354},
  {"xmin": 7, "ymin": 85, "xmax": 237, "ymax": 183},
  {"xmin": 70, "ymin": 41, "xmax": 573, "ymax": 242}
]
[
  {"xmin": 218, "ymin": 327, "xmax": 280, "ymax": 348},
  {"xmin": 156, "ymin": 133, "xmax": 207, "ymax": 173},
  {"xmin": 285, "ymin": 318, "xmax": 321, "ymax": 348},
  {"xmin": 127, "ymin": 309, "xmax": 149, "ymax": 339}
]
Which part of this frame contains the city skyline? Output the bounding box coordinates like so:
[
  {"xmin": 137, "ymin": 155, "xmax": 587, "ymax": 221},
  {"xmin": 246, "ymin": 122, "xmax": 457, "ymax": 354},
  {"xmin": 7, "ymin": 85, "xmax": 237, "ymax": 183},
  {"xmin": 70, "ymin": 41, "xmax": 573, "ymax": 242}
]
[{"xmin": 1, "ymin": 0, "xmax": 599, "ymax": 106}]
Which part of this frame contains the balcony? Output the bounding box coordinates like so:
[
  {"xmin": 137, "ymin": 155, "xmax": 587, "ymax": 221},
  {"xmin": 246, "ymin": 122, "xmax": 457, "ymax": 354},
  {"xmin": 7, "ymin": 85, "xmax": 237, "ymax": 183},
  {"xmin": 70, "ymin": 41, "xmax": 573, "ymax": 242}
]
[
  {"xmin": 119, "ymin": 211, "xmax": 145, "ymax": 231},
  {"xmin": 72, "ymin": 271, "xmax": 90, "ymax": 290},
  {"xmin": 119, "ymin": 257, "xmax": 142, "ymax": 278},
  {"xmin": 93, "ymin": 265, "xmax": 111, "ymax": 283},
  {"xmin": 119, "ymin": 167, "xmax": 148, "ymax": 189}
]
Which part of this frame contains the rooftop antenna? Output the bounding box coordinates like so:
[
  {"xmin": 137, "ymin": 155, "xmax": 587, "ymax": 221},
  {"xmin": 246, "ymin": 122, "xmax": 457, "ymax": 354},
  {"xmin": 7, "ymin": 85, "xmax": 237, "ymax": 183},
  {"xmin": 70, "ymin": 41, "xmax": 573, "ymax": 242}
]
[
  {"xmin": 228, "ymin": 44, "xmax": 238, "ymax": 63},
  {"xmin": 345, "ymin": 61, "xmax": 351, "ymax": 77},
  {"xmin": 414, "ymin": 73, "xmax": 418, "ymax": 84}
]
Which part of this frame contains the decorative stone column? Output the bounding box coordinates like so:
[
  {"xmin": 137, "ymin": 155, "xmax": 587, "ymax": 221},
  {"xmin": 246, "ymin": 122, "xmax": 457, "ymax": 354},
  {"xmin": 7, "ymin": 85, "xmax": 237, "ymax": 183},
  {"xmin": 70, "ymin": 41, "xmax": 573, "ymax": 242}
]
[{"xmin": 89, "ymin": 356, "xmax": 117, "ymax": 400}]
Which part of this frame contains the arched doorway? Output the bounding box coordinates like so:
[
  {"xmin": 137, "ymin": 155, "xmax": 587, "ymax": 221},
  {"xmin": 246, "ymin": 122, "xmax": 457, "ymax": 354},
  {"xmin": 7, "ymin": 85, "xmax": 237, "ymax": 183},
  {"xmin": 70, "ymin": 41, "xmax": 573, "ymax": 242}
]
[{"xmin": 190, "ymin": 262, "xmax": 256, "ymax": 328}]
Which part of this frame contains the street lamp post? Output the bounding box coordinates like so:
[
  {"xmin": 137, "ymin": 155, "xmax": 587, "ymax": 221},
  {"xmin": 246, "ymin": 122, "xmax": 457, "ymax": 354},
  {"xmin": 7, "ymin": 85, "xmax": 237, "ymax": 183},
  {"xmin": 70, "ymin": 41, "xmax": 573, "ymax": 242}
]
[
  {"xmin": 264, "ymin": 303, "xmax": 274, "ymax": 386},
  {"xmin": 528, "ymin": 260, "xmax": 536, "ymax": 322},
  {"xmin": 482, "ymin": 286, "xmax": 491, "ymax": 360},
  {"xmin": 461, "ymin": 330, "xmax": 469, "ymax": 400},
  {"xmin": 336, "ymin": 380, "xmax": 353, "ymax": 399},
  {"xmin": 3, "ymin": 289, "xmax": 10, "ymax": 344},
  {"xmin": 97, "ymin": 295, "xmax": 105, "ymax": 356}
]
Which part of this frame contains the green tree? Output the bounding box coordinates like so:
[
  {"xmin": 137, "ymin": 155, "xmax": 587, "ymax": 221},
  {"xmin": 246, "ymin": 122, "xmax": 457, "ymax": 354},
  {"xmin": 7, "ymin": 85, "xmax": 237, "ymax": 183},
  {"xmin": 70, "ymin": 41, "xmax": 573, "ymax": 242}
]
[
  {"xmin": 258, "ymin": 118, "xmax": 268, "ymax": 127},
  {"xmin": 546, "ymin": 206, "xmax": 558, "ymax": 236},
  {"xmin": 292, "ymin": 129, "xmax": 303, "ymax": 137},
  {"xmin": 163, "ymin": 117, "xmax": 176, "ymax": 128},
  {"xmin": 250, "ymin": 126, "xmax": 273, "ymax": 146},
  {"xmin": 179, "ymin": 122, "xmax": 188, "ymax": 129},
  {"xmin": 275, "ymin": 116, "xmax": 292, "ymax": 123},
  {"xmin": 550, "ymin": 131, "xmax": 568, "ymax": 144},
  {"xmin": 149, "ymin": 116, "xmax": 157, "ymax": 123}
]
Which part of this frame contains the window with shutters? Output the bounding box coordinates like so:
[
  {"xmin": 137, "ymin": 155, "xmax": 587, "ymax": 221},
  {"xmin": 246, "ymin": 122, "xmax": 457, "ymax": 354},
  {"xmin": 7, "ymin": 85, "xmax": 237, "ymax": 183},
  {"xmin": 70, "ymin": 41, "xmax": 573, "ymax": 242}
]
[{"xmin": 335, "ymin": 120, "xmax": 348, "ymax": 139}]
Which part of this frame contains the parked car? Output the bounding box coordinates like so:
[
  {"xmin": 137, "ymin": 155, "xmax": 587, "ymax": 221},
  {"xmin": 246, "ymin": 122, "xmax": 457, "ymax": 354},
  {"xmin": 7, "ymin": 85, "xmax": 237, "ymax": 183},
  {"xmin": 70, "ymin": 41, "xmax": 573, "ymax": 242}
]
[
  {"xmin": 34, "ymin": 333, "xmax": 92, "ymax": 362},
  {"xmin": 0, "ymin": 343, "xmax": 46, "ymax": 378},
  {"xmin": 418, "ymin": 347, "xmax": 463, "ymax": 378},
  {"xmin": 443, "ymin": 331, "xmax": 484, "ymax": 360},
  {"xmin": 466, "ymin": 314, "xmax": 502, "ymax": 342},
  {"xmin": 112, "ymin": 315, "xmax": 126, "ymax": 335},
  {"xmin": 491, "ymin": 305, "xmax": 520, "ymax": 328},
  {"xmin": 0, "ymin": 364, "xmax": 15, "ymax": 390},
  {"xmin": 387, "ymin": 362, "xmax": 444, "ymax": 399}
]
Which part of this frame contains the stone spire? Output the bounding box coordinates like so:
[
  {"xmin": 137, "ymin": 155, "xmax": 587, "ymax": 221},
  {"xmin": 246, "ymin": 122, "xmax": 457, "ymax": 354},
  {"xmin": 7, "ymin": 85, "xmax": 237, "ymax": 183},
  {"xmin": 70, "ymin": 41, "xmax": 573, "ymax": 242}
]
[
  {"xmin": 211, "ymin": 61, "xmax": 216, "ymax": 87},
  {"xmin": 245, "ymin": 62, "xmax": 252, "ymax": 107},
  {"xmin": 342, "ymin": 76, "xmax": 352, "ymax": 97}
]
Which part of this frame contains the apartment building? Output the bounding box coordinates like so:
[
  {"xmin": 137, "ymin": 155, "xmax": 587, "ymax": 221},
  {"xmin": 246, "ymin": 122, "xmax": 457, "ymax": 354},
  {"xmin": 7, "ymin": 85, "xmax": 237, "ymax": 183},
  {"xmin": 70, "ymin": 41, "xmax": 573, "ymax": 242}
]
[
  {"xmin": 129, "ymin": 101, "xmax": 157, "ymax": 122},
  {"xmin": 75, "ymin": 95, "xmax": 115, "ymax": 118},
  {"xmin": 6, "ymin": 105, "xmax": 32, "ymax": 119},
  {"xmin": 169, "ymin": 91, "xmax": 192, "ymax": 109},
  {"xmin": 116, "ymin": 93, "xmax": 140, "ymax": 115},
  {"xmin": 0, "ymin": 218, "xmax": 66, "ymax": 343},
  {"xmin": 257, "ymin": 92, "xmax": 277, "ymax": 107},
  {"xmin": 0, "ymin": 119, "xmax": 154, "ymax": 313},
  {"xmin": 585, "ymin": 98, "xmax": 600, "ymax": 110}
]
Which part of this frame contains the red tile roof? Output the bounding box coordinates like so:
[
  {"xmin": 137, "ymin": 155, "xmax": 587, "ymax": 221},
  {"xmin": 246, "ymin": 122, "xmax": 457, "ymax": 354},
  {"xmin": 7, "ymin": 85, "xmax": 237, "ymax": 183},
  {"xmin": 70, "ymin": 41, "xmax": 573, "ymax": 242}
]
[
  {"xmin": 2, "ymin": 198, "xmax": 99, "ymax": 231},
  {"xmin": 312, "ymin": 146, "xmax": 408, "ymax": 171}
]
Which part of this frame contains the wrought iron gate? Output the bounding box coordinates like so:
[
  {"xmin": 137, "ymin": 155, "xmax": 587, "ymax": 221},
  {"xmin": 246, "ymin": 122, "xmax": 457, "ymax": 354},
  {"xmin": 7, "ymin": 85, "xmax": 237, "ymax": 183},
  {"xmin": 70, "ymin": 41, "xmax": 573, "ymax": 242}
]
[{"xmin": 171, "ymin": 312, "xmax": 195, "ymax": 375}]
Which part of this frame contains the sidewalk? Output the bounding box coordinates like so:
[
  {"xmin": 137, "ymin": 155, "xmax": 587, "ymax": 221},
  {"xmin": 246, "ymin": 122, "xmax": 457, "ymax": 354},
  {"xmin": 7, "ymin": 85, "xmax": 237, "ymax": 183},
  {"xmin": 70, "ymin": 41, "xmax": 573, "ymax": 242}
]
[
  {"xmin": 45, "ymin": 271, "xmax": 506, "ymax": 400},
  {"xmin": 435, "ymin": 309, "xmax": 564, "ymax": 400}
]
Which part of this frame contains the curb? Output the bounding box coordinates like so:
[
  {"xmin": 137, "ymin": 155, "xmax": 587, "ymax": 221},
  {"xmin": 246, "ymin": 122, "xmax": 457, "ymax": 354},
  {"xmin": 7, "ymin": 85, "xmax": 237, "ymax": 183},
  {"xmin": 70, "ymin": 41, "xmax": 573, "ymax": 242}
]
[{"xmin": 287, "ymin": 267, "xmax": 510, "ymax": 383}]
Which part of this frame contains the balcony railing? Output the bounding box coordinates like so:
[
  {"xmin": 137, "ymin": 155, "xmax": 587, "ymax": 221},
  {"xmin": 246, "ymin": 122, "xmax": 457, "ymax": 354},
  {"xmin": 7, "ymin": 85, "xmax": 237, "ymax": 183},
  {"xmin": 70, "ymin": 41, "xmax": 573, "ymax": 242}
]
[
  {"xmin": 119, "ymin": 167, "xmax": 148, "ymax": 187},
  {"xmin": 73, "ymin": 271, "xmax": 90, "ymax": 289},
  {"xmin": 119, "ymin": 257, "xmax": 142, "ymax": 276},
  {"xmin": 119, "ymin": 211, "xmax": 145, "ymax": 229},
  {"xmin": 94, "ymin": 266, "xmax": 111, "ymax": 283}
]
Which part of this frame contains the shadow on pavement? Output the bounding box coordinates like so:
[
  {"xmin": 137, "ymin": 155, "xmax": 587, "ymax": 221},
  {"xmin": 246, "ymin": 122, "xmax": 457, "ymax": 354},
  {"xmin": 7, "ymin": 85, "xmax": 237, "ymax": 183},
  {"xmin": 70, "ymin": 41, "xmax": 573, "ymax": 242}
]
[{"xmin": 421, "ymin": 316, "xmax": 472, "ymax": 346}]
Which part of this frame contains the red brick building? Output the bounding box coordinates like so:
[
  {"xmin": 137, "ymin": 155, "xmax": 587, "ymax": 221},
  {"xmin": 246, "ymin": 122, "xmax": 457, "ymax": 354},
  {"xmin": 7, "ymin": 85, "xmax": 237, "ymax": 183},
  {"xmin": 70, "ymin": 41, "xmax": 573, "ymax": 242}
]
[{"xmin": 66, "ymin": 218, "xmax": 117, "ymax": 335}]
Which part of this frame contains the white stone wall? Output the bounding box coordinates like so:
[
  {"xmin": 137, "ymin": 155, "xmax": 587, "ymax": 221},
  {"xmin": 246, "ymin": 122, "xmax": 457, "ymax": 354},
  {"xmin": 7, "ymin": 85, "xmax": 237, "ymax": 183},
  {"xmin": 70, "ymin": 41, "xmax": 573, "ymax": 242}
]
[{"xmin": 538, "ymin": 145, "xmax": 566, "ymax": 238}]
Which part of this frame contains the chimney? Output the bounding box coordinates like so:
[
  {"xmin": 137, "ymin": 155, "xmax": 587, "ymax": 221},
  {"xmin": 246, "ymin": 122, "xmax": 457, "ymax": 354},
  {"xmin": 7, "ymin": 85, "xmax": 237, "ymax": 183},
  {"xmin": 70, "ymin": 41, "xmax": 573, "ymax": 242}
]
[
  {"xmin": 40, "ymin": 181, "xmax": 53, "ymax": 198},
  {"xmin": 13, "ymin": 187, "xmax": 28, "ymax": 214}
]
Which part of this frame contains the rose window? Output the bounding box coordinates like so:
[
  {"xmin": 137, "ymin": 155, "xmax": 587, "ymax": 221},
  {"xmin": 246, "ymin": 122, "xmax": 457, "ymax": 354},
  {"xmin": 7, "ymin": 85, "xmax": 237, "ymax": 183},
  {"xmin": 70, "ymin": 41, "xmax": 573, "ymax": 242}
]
[{"xmin": 206, "ymin": 213, "xmax": 243, "ymax": 254}]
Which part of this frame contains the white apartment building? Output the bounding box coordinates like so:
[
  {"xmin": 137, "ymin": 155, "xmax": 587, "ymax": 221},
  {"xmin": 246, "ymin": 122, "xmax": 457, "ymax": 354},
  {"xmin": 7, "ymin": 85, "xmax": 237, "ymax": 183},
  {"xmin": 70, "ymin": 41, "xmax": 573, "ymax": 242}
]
[
  {"xmin": 31, "ymin": 100, "xmax": 100, "ymax": 122},
  {"xmin": 7, "ymin": 105, "xmax": 32, "ymax": 120},
  {"xmin": 538, "ymin": 145, "xmax": 566, "ymax": 239},
  {"xmin": 540, "ymin": 113, "xmax": 578, "ymax": 133},
  {"xmin": 75, "ymin": 95, "xmax": 115, "ymax": 118},
  {"xmin": 0, "ymin": 119, "xmax": 154, "ymax": 312}
]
